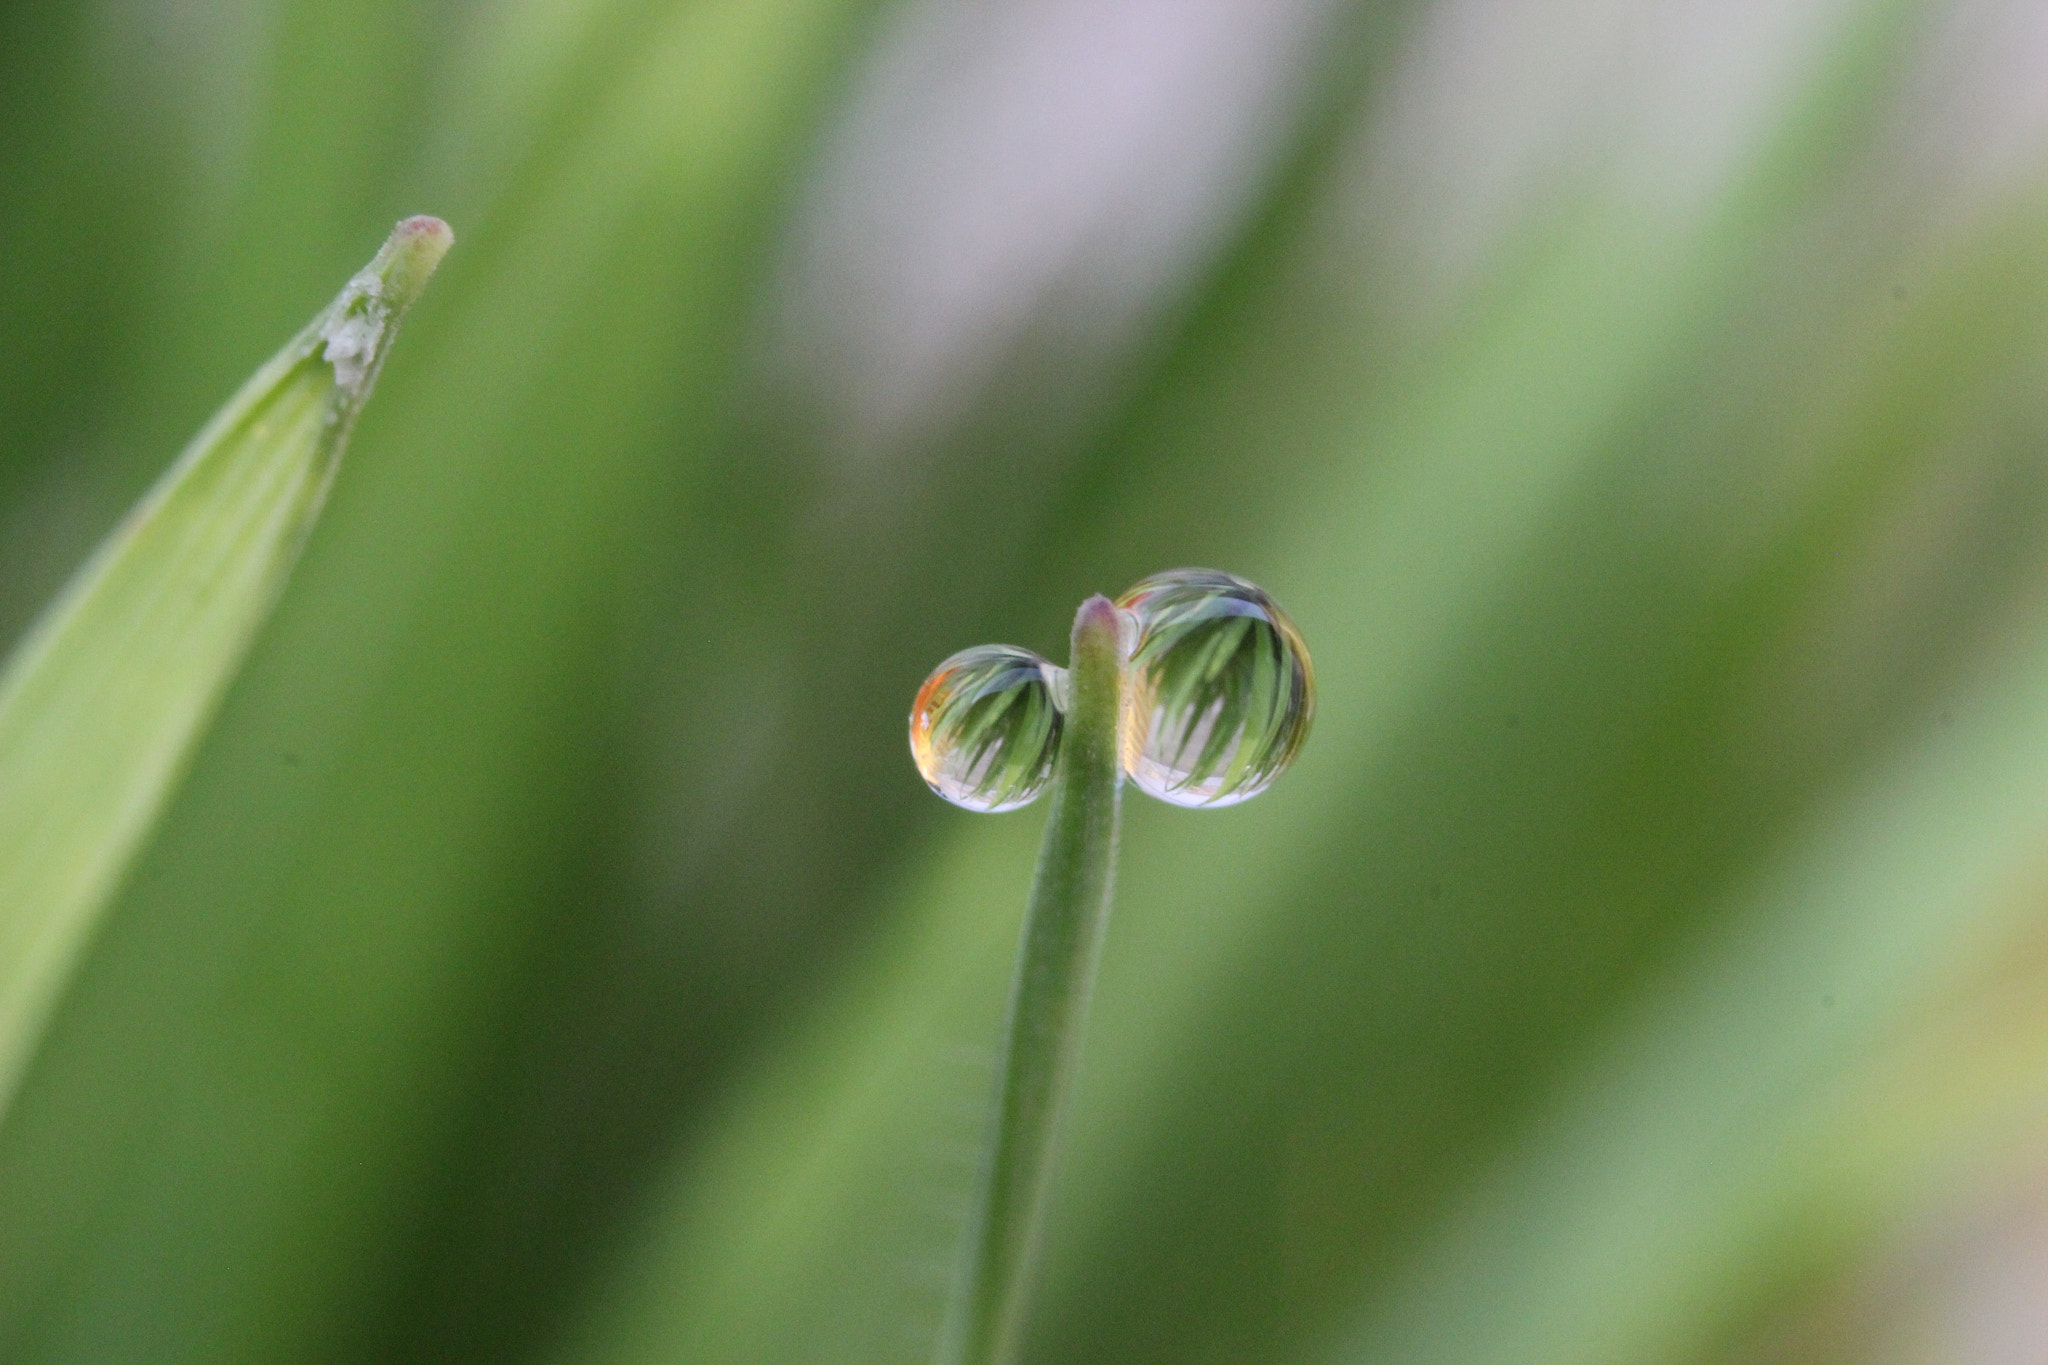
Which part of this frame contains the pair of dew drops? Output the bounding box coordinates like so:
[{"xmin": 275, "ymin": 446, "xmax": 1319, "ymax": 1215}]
[{"xmin": 910, "ymin": 569, "xmax": 1314, "ymax": 812}]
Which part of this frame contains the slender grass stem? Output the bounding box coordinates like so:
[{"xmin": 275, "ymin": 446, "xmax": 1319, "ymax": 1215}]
[{"xmin": 947, "ymin": 595, "xmax": 1127, "ymax": 1365}]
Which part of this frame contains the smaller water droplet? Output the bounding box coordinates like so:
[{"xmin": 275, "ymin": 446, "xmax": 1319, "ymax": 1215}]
[
  {"xmin": 1116, "ymin": 569, "xmax": 1313, "ymax": 808},
  {"xmin": 910, "ymin": 645, "xmax": 1067, "ymax": 812}
]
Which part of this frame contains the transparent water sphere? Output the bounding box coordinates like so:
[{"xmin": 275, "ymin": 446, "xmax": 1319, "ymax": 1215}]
[
  {"xmin": 910, "ymin": 645, "xmax": 1068, "ymax": 812},
  {"xmin": 1116, "ymin": 568, "xmax": 1314, "ymax": 808}
]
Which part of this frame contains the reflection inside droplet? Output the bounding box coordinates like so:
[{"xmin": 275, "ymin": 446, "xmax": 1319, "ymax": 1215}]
[
  {"xmin": 1116, "ymin": 568, "xmax": 1313, "ymax": 807},
  {"xmin": 910, "ymin": 645, "xmax": 1067, "ymax": 812}
]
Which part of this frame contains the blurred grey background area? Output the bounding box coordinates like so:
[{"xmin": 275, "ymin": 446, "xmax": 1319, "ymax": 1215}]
[{"xmin": 7, "ymin": 1, "xmax": 2048, "ymax": 1363}]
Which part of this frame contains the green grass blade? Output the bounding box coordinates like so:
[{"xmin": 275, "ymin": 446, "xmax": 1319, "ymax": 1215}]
[
  {"xmin": 0, "ymin": 215, "xmax": 450, "ymax": 1123},
  {"xmin": 946, "ymin": 595, "xmax": 1127, "ymax": 1365}
]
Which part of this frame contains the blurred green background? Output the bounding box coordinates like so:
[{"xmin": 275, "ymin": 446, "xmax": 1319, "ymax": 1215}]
[{"xmin": 8, "ymin": 0, "xmax": 2048, "ymax": 1361}]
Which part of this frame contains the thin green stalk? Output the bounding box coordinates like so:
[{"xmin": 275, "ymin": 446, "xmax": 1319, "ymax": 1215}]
[{"xmin": 947, "ymin": 595, "xmax": 1127, "ymax": 1365}]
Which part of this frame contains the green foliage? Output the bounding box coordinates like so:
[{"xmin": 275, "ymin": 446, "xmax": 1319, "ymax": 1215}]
[
  {"xmin": 0, "ymin": 217, "xmax": 446, "ymax": 1128},
  {"xmin": 4, "ymin": 1, "xmax": 2048, "ymax": 1364},
  {"xmin": 950, "ymin": 597, "xmax": 1127, "ymax": 1365}
]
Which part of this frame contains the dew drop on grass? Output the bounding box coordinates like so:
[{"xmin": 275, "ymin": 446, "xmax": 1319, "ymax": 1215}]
[
  {"xmin": 910, "ymin": 645, "xmax": 1067, "ymax": 812},
  {"xmin": 1116, "ymin": 568, "xmax": 1313, "ymax": 807}
]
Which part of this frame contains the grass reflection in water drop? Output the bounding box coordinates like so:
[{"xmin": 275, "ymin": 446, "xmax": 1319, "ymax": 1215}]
[
  {"xmin": 910, "ymin": 645, "xmax": 1068, "ymax": 812},
  {"xmin": 1116, "ymin": 569, "xmax": 1313, "ymax": 808}
]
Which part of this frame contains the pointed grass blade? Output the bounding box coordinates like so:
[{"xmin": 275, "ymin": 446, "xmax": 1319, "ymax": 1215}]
[{"xmin": 0, "ymin": 215, "xmax": 451, "ymax": 1122}]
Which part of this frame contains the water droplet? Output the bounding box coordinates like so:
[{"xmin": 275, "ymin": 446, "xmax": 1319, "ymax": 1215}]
[
  {"xmin": 1116, "ymin": 569, "xmax": 1313, "ymax": 807},
  {"xmin": 910, "ymin": 645, "xmax": 1067, "ymax": 812}
]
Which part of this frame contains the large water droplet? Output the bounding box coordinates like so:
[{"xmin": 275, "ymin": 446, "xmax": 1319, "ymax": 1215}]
[
  {"xmin": 1116, "ymin": 569, "xmax": 1313, "ymax": 808},
  {"xmin": 910, "ymin": 645, "xmax": 1067, "ymax": 812}
]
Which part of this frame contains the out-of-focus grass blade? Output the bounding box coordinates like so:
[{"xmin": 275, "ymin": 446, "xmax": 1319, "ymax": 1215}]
[
  {"xmin": 541, "ymin": 4, "xmax": 2048, "ymax": 1363},
  {"xmin": 0, "ymin": 0, "xmax": 885, "ymax": 1356},
  {"xmin": 1338, "ymin": 596, "xmax": 2048, "ymax": 1365},
  {"xmin": 0, "ymin": 216, "xmax": 450, "ymax": 1122}
]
